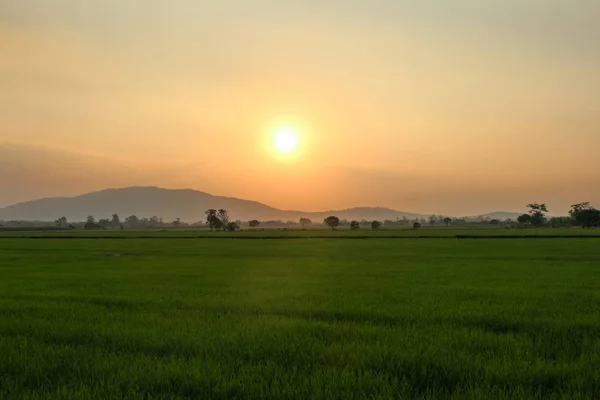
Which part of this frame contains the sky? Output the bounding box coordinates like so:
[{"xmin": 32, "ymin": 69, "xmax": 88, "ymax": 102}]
[{"xmin": 1, "ymin": 0, "xmax": 599, "ymax": 215}]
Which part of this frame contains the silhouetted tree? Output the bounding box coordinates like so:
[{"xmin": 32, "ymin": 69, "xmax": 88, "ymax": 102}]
[
  {"xmin": 84, "ymin": 222, "xmax": 103, "ymax": 230},
  {"xmin": 172, "ymin": 218, "xmax": 181, "ymax": 228},
  {"xmin": 551, "ymin": 217, "xmax": 573, "ymax": 228},
  {"xmin": 86, "ymin": 215, "xmax": 95, "ymax": 224},
  {"xmin": 205, "ymin": 209, "xmax": 218, "ymax": 231},
  {"xmin": 518, "ymin": 214, "xmax": 531, "ymax": 225},
  {"xmin": 218, "ymin": 209, "xmax": 229, "ymax": 231},
  {"xmin": 226, "ymin": 222, "xmax": 239, "ymax": 232},
  {"xmin": 489, "ymin": 219, "xmax": 500, "ymax": 225},
  {"xmin": 148, "ymin": 216, "xmax": 162, "ymax": 228},
  {"xmin": 249, "ymin": 220, "xmax": 260, "ymax": 229},
  {"xmin": 324, "ymin": 216, "xmax": 340, "ymax": 230},
  {"xmin": 54, "ymin": 216, "xmax": 68, "ymax": 227},
  {"xmin": 125, "ymin": 215, "xmax": 139, "ymax": 228},
  {"xmin": 429, "ymin": 215, "xmax": 437, "ymax": 226},
  {"xmin": 413, "ymin": 222, "xmax": 422, "ymax": 230},
  {"xmin": 570, "ymin": 203, "xmax": 600, "ymax": 228},
  {"xmin": 111, "ymin": 213, "xmax": 120, "ymax": 227},
  {"xmin": 350, "ymin": 221, "xmax": 360, "ymax": 230},
  {"xmin": 371, "ymin": 220, "xmax": 381, "ymax": 231},
  {"xmin": 527, "ymin": 203, "xmax": 549, "ymax": 227},
  {"xmin": 443, "ymin": 217, "xmax": 452, "ymax": 227}
]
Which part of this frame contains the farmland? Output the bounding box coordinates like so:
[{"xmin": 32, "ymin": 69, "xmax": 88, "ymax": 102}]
[
  {"xmin": 1, "ymin": 227, "xmax": 600, "ymax": 238},
  {"xmin": 1, "ymin": 236, "xmax": 600, "ymax": 399}
]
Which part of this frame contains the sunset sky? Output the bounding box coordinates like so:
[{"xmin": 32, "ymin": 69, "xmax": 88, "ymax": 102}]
[{"xmin": 1, "ymin": 1, "xmax": 599, "ymax": 215}]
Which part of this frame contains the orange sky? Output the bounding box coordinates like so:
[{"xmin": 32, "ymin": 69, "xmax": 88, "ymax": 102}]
[{"xmin": 1, "ymin": 1, "xmax": 599, "ymax": 214}]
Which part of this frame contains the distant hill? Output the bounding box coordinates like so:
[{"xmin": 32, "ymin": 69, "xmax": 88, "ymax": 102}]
[
  {"xmin": 0, "ymin": 187, "xmax": 425, "ymax": 222},
  {"xmin": 0, "ymin": 186, "xmax": 525, "ymax": 223}
]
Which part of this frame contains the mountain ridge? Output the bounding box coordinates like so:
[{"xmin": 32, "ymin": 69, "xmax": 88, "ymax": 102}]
[{"xmin": 0, "ymin": 186, "xmax": 522, "ymax": 222}]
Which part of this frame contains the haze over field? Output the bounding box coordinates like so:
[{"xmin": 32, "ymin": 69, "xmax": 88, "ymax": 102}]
[{"xmin": 1, "ymin": 1, "xmax": 599, "ymax": 214}]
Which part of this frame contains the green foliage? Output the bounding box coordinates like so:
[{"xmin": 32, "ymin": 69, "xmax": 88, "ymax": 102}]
[{"xmin": 1, "ymin": 238, "xmax": 600, "ymax": 399}]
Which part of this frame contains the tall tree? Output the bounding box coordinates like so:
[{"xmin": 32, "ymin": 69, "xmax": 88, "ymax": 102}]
[
  {"xmin": 111, "ymin": 213, "xmax": 120, "ymax": 228},
  {"xmin": 86, "ymin": 215, "xmax": 95, "ymax": 224},
  {"xmin": 350, "ymin": 221, "xmax": 360, "ymax": 230},
  {"xmin": 218, "ymin": 209, "xmax": 230, "ymax": 230},
  {"xmin": 570, "ymin": 203, "xmax": 600, "ymax": 228},
  {"xmin": 205, "ymin": 209, "xmax": 218, "ymax": 231},
  {"xmin": 527, "ymin": 203, "xmax": 549, "ymax": 227},
  {"xmin": 443, "ymin": 217, "xmax": 452, "ymax": 227},
  {"xmin": 371, "ymin": 220, "xmax": 381, "ymax": 231}
]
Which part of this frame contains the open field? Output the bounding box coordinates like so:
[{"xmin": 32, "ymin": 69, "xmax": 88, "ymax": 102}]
[
  {"xmin": 1, "ymin": 238, "xmax": 600, "ymax": 399},
  {"xmin": 1, "ymin": 227, "xmax": 600, "ymax": 239}
]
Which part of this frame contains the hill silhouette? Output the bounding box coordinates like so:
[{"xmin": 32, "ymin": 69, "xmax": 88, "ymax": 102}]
[{"xmin": 0, "ymin": 187, "xmax": 431, "ymax": 222}]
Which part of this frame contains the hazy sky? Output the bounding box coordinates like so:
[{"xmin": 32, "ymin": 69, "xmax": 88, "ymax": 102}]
[{"xmin": 1, "ymin": 1, "xmax": 599, "ymax": 214}]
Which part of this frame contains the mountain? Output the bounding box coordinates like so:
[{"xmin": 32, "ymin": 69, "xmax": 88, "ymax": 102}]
[{"xmin": 0, "ymin": 187, "xmax": 425, "ymax": 222}]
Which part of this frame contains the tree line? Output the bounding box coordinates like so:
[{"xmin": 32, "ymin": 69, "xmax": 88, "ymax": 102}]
[
  {"xmin": 11, "ymin": 202, "xmax": 595, "ymax": 231},
  {"xmin": 516, "ymin": 203, "xmax": 600, "ymax": 229}
]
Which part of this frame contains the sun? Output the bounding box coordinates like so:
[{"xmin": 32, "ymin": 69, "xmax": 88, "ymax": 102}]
[{"xmin": 274, "ymin": 128, "xmax": 300, "ymax": 154}]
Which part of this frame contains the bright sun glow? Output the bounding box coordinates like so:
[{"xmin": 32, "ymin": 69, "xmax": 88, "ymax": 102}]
[{"xmin": 274, "ymin": 128, "xmax": 300, "ymax": 154}]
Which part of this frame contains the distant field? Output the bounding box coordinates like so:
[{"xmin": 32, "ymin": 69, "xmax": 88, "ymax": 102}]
[
  {"xmin": 1, "ymin": 238, "xmax": 600, "ymax": 399},
  {"xmin": 1, "ymin": 227, "xmax": 600, "ymax": 238}
]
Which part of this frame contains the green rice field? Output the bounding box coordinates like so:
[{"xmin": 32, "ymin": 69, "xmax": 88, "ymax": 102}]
[{"xmin": 1, "ymin": 236, "xmax": 599, "ymax": 399}]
